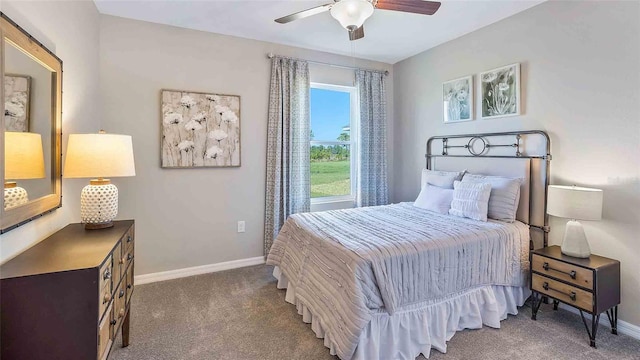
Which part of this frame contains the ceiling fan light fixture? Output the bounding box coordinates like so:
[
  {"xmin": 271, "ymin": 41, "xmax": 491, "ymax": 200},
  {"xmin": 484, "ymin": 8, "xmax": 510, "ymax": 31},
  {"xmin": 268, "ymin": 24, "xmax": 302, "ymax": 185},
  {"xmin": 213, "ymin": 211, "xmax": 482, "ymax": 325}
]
[{"xmin": 330, "ymin": 0, "xmax": 374, "ymax": 31}]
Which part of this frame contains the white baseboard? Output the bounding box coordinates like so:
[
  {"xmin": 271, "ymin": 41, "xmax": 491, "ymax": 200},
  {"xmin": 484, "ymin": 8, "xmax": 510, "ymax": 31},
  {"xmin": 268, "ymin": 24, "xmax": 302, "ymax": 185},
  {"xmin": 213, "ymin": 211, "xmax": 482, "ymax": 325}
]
[
  {"xmin": 134, "ymin": 256, "xmax": 265, "ymax": 285},
  {"xmin": 558, "ymin": 304, "xmax": 640, "ymax": 341}
]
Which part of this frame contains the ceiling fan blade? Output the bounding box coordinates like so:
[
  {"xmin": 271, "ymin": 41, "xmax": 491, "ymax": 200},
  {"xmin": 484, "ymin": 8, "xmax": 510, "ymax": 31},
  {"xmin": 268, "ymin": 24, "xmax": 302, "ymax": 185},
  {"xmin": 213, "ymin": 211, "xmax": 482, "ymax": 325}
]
[
  {"xmin": 375, "ymin": 0, "xmax": 441, "ymax": 15},
  {"xmin": 349, "ymin": 26, "xmax": 365, "ymax": 41},
  {"xmin": 275, "ymin": 3, "xmax": 333, "ymax": 24}
]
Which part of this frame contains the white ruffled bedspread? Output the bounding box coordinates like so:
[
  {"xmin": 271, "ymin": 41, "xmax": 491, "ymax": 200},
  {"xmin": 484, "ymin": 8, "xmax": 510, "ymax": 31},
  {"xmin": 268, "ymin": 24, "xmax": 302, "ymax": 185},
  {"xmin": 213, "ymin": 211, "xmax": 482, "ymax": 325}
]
[
  {"xmin": 274, "ymin": 267, "xmax": 529, "ymax": 360},
  {"xmin": 266, "ymin": 203, "xmax": 530, "ymax": 359}
]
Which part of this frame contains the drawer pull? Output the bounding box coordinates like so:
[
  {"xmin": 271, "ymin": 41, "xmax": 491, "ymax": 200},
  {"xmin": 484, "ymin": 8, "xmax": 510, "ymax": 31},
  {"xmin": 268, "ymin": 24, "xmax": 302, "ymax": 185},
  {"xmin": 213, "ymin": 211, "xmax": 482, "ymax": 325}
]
[
  {"xmin": 119, "ymin": 257, "xmax": 125, "ymax": 264},
  {"xmin": 103, "ymin": 293, "xmax": 112, "ymax": 303},
  {"xmin": 119, "ymin": 289, "xmax": 125, "ymax": 298},
  {"xmin": 110, "ymin": 319, "xmax": 117, "ymax": 326},
  {"xmin": 127, "ymin": 253, "xmax": 133, "ymax": 261},
  {"xmin": 127, "ymin": 284, "xmax": 133, "ymax": 289},
  {"xmin": 103, "ymin": 269, "xmax": 112, "ymax": 280},
  {"xmin": 119, "ymin": 308, "xmax": 125, "ymax": 318},
  {"xmin": 542, "ymin": 262, "xmax": 577, "ymax": 279},
  {"xmin": 127, "ymin": 235, "xmax": 132, "ymax": 243},
  {"xmin": 543, "ymin": 281, "xmax": 577, "ymax": 301}
]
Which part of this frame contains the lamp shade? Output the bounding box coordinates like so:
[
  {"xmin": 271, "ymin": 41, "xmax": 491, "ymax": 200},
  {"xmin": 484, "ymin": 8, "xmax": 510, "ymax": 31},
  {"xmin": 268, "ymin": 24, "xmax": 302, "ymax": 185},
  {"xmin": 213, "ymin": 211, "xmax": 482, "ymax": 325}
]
[
  {"xmin": 547, "ymin": 185, "xmax": 603, "ymax": 221},
  {"xmin": 64, "ymin": 133, "xmax": 135, "ymax": 178},
  {"xmin": 330, "ymin": 0, "xmax": 374, "ymax": 30},
  {"xmin": 4, "ymin": 132, "xmax": 45, "ymax": 180}
]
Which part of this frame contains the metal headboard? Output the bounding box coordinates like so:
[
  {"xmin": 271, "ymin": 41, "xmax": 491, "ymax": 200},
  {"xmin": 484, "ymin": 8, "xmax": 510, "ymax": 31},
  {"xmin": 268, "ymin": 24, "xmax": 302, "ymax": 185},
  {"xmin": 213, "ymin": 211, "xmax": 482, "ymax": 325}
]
[{"xmin": 426, "ymin": 130, "xmax": 552, "ymax": 249}]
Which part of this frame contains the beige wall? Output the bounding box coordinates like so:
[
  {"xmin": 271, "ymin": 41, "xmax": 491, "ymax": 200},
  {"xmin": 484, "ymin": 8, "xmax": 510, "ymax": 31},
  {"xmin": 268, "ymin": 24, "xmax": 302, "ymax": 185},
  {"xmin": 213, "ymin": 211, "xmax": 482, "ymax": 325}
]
[
  {"xmin": 393, "ymin": 1, "xmax": 640, "ymax": 326},
  {"xmin": 99, "ymin": 15, "xmax": 393, "ymax": 275},
  {"xmin": 0, "ymin": 0, "xmax": 102, "ymax": 262}
]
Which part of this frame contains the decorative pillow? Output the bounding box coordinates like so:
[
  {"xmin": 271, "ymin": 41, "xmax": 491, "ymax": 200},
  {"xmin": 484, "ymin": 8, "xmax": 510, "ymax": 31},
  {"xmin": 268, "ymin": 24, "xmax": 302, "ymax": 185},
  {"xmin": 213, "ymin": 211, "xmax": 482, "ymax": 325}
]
[
  {"xmin": 414, "ymin": 184, "xmax": 454, "ymax": 214},
  {"xmin": 449, "ymin": 181, "xmax": 492, "ymax": 222},
  {"xmin": 462, "ymin": 174, "xmax": 522, "ymax": 222},
  {"xmin": 421, "ymin": 169, "xmax": 465, "ymax": 190}
]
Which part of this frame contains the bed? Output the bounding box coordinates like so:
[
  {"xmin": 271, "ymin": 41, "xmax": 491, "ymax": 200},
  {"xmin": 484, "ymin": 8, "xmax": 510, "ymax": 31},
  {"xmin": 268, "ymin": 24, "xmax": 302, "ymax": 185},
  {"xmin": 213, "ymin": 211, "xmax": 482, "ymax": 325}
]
[{"xmin": 266, "ymin": 131, "xmax": 552, "ymax": 360}]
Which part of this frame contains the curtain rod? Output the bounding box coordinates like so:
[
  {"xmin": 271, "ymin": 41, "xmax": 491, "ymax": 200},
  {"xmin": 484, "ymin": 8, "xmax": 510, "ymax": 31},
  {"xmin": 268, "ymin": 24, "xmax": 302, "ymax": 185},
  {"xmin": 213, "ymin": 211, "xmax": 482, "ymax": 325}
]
[{"xmin": 267, "ymin": 53, "xmax": 389, "ymax": 76}]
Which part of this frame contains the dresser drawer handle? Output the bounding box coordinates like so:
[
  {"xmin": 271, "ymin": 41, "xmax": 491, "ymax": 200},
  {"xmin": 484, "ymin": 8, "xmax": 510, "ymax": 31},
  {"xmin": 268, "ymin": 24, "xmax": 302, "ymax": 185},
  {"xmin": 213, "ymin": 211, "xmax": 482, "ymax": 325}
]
[
  {"xmin": 542, "ymin": 282, "xmax": 577, "ymax": 301},
  {"xmin": 110, "ymin": 319, "xmax": 117, "ymax": 326},
  {"xmin": 127, "ymin": 235, "xmax": 132, "ymax": 243},
  {"xmin": 103, "ymin": 269, "xmax": 112, "ymax": 280},
  {"xmin": 542, "ymin": 262, "xmax": 577, "ymax": 279},
  {"xmin": 119, "ymin": 289, "xmax": 125, "ymax": 298},
  {"xmin": 103, "ymin": 293, "xmax": 112, "ymax": 304},
  {"xmin": 127, "ymin": 253, "xmax": 133, "ymax": 261},
  {"xmin": 127, "ymin": 284, "xmax": 133, "ymax": 289}
]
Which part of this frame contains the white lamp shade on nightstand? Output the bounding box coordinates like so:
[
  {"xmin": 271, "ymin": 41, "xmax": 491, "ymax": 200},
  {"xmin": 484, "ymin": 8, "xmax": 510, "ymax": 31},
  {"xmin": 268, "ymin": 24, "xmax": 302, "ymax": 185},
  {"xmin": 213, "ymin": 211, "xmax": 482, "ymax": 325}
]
[
  {"xmin": 4, "ymin": 132, "xmax": 46, "ymax": 209},
  {"xmin": 63, "ymin": 132, "xmax": 135, "ymax": 229},
  {"xmin": 547, "ymin": 185, "xmax": 603, "ymax": 258}
]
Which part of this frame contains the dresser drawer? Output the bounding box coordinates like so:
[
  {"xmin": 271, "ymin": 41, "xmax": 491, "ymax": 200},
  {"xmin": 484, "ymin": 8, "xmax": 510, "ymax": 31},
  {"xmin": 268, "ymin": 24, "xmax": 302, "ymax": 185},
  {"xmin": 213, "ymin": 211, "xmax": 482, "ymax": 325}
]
[
  {"xmin": 113, "ymin": 241, "xmax": 124, "ymax": 281},
  {"xmin": 114, "ymin": 279, "xmax": 127, "ymax": 330},
  {"xmin": 99, "ymin": 284, "xmax": 113, "ymax": 321},
  {"xmin": 99, "ymin": 255, "xmax": 113, "ymax": 294},
  {"xmin": 123, "ymin": 246, "xmax": 134, "ymax": 273},
  {"xmin": 532, "ymin": 273, "xmax": 593, "ymax": 311},
  {"xmin": 124, "ymin": 227, "xmax": 134, "ymax": 251},
  {"xmin": 126, "ymin": 262, "xmax": 134, "ymax": 305},
  {"xmin": 98, "ymin": 303, "xmax": 114, "ymax": 360},
  {"xmin": 532, "ymin": 254, "xmax": 593, "ymax": 289}
]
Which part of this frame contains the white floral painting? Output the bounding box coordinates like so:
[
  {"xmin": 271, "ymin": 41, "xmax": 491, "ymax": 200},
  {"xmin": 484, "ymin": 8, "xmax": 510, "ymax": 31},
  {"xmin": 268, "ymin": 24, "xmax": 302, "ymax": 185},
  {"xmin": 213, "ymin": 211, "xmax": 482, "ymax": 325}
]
[
  {"xmin": 443, "ymin": 76, "xmax": 473, "ymax": 123},
  {"xmin": 161, "ymin": 89, "xmax": 240, "ymax": 168},
  {"xmin": 4, "ymin": 75, "xmax": 30, "ymax": 132},
  {"xmin": 480, "ymin": 63, "xmax": 520, "ymax": 119}
]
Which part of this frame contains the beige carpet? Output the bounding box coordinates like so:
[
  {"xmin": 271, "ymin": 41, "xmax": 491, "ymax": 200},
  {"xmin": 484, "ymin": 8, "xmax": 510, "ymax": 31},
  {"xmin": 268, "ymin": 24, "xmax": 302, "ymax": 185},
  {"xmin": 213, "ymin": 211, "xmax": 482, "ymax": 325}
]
[{"xmin": 109, "ymin": 264, "xmax": 640, "ymax": 360}]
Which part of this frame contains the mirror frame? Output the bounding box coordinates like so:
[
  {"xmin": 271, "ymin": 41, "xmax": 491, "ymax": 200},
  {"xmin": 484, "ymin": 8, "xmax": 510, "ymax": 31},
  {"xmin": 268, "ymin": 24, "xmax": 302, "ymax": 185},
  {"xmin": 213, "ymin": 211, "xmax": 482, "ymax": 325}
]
[{"xmin": 0, "ymin": 13, "xmax": 62, "ymax": 233}]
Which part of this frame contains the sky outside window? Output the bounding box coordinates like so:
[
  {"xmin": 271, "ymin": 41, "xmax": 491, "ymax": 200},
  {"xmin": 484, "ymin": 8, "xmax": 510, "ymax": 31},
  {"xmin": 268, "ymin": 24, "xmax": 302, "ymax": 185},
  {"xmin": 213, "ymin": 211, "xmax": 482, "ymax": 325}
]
[{"xmin": 310, "ymin": 88, "xmax": 350, "ymax": 141}]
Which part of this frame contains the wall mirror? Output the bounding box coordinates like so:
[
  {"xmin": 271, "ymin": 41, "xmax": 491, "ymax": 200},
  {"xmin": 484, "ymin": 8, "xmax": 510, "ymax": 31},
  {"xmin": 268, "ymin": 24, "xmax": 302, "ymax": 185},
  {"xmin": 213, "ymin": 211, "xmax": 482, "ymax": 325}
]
[{"xmin": 1, "ymin": 13, "xmax": 62, "ymax": 233}]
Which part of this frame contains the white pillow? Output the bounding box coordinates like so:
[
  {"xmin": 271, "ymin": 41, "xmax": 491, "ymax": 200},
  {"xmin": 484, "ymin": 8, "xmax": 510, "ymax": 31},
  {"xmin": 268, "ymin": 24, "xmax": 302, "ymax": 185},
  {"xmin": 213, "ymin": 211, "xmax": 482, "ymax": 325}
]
[
  {"xmin": 449, "ymin": 181, "xmax": 492, "ymax": 222},
  {"xmin": 421, "ymin": 169, "xmax": 465, "ymax": 190},
  {"xmin": 414, "ymin": 184, "xmax": 454, "ymax": 214},
  {"xmin": 462, "ymin": 174, "xmax": 522, "ymax": 222}
]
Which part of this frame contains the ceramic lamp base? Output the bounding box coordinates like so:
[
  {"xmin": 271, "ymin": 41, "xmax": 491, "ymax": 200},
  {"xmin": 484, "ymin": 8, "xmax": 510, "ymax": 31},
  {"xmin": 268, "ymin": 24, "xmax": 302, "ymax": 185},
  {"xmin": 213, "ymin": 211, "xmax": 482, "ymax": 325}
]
[
  {"xmin": 4, "ymin": 183, "xmax": 29, "ymax": 210},
  {"xmin": 80, "ymin": 180, "xmax": 118, "ymax": 229},
  {"xmin": 561, "ymin": 220, "xmax": 591, "ymax": 258}
]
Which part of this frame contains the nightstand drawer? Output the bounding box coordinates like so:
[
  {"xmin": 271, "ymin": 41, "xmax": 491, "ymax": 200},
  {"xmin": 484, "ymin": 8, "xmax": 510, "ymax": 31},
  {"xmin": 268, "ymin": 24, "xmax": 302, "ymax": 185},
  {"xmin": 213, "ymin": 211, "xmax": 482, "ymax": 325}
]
[
  {"xmin": 532, "ymin": 254, "xmax": 593, "ymax": 289},
  {"xmin": 532, "ymin": 274, "xmax": 592, "ymax": 311}
]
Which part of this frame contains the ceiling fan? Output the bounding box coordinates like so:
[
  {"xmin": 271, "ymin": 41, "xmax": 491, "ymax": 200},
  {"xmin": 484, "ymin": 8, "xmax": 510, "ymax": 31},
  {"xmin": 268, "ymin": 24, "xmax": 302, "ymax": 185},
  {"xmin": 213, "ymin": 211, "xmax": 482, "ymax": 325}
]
[{"xmin": 274, "ymin": 0, "xmax": 441, "ymax": 41}]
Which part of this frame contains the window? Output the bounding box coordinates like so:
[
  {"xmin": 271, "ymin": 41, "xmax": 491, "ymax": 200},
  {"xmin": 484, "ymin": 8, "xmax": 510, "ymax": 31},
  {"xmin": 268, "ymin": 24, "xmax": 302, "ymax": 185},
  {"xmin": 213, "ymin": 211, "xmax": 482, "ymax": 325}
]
[{"xmin": 310, "ymin": 83, "xmax": 357, "ymax": 203}]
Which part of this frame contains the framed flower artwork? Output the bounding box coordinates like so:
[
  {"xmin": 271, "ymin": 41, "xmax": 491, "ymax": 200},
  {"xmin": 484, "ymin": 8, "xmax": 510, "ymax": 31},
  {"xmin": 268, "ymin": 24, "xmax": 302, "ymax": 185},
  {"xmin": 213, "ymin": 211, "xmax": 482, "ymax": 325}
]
[
  {"xmin": 443, "ymin": 75, "xmax": 473, "ymax": 123},
  {"xmin": 161, "ymin": 89, "xmax": 241, "ymax": 168},
  {"xmin": 479, "ymin": 63, "xmax": 521, "ymax": 119}
]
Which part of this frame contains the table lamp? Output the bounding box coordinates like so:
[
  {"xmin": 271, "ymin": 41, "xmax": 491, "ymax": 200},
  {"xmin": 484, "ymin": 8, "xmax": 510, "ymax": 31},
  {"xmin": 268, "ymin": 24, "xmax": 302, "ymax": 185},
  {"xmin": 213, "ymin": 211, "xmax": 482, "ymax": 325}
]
[
  {"xmin": 4, "ymin": 132, "xmax": 46, "ymax": 209},
  {"xmin": 547, "ymin": 185, "xmax": 603, "ymax": 258},
  {"xmin": 63, "ymin": 131, "xmax": 135, "ymax": 229}
]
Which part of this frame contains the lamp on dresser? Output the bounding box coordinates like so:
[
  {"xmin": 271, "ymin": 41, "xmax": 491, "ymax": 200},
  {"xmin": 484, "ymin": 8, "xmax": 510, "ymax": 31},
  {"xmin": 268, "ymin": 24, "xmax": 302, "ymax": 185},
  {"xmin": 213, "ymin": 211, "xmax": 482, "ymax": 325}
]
[
  {"xmin": 3, "ymin": 132, "xmax": 45, "ymax": 209},
  {"xmin": 547, "ymin": 185, "xmax": 603, "ymax": 258},
  {"xmin": 63, "ymin": 130, "xmax": 135, "ymax": 229}
]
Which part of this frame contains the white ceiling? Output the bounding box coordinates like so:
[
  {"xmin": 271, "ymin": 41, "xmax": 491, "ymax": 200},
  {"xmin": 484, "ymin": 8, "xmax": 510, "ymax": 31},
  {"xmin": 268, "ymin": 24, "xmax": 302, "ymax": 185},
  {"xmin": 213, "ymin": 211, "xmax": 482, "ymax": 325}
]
[{"xmin": 94, "ymin": 0, "xmax": 544, "ymax": 64}]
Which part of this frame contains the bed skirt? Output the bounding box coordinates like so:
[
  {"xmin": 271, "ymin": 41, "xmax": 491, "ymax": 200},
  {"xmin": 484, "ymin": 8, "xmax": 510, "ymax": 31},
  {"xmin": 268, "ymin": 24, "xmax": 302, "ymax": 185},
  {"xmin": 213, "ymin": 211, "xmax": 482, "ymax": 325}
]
[{"xmin": 273, "ymin": 266, "xmax": 530, "ymax": 360}]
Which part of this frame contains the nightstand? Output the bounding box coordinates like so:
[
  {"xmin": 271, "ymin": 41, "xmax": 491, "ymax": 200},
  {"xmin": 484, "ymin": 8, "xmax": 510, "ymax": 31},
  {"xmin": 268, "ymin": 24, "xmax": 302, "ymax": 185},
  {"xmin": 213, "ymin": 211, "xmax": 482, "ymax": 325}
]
[{"xmin": 530, "ymin": 245, "xmax": 620, "ymax": 348}]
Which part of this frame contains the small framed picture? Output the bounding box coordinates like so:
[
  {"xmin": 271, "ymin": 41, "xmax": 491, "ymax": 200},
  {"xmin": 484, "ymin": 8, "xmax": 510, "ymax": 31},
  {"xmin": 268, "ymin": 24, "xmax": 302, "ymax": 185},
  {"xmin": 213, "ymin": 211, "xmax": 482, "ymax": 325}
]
[
  {"xmin": 479, "ymin": 63, "xmax": 520, "ymax": 119},
  {"xmin": 4, "ymin": 74, "xmax": 31, "ymax": 132},
  {"xmin": 443, "ymin": 76, "xmax": 473, "ymax": 123}
]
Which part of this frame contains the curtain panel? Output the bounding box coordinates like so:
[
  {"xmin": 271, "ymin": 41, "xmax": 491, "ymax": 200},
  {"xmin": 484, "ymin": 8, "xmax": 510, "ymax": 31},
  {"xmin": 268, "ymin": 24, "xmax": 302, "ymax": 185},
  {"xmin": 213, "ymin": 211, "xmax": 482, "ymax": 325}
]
[
  {"xmin": 264, "ymin": 57, "xmax": 311, "ymax": 256},
  {"xmin": 356, "ymin": 69, "xmax": 389, "ymax": 207}
]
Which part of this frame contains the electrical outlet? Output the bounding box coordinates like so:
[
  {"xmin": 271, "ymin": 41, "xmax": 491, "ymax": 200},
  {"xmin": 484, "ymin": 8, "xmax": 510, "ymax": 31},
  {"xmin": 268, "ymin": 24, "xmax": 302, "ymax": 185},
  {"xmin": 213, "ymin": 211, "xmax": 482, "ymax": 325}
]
[{"xmin": 237, "ymin": 221, "xmax": 246, "ymax": 233}]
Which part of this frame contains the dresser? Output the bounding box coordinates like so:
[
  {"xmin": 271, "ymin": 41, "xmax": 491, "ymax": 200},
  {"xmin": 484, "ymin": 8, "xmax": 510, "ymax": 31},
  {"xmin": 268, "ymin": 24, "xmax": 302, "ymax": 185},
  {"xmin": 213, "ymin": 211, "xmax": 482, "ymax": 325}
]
[
  {"xmin": 1, "ymin": 220, "xmax": 135, "ymax": 360},
  {"xmin": 530, "ymin": 245, "xmax": 620, "ymax": 348}
]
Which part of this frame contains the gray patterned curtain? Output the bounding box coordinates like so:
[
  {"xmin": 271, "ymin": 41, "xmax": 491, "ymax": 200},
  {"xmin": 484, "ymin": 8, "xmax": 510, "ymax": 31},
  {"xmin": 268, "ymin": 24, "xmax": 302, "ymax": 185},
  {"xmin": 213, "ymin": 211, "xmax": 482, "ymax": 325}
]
[
  {"xmin": 356, "ymin": 70, "xmax": 388, "ymax": 207},
  {"xmin": 264, "ymin": 57, "xmax": 310, "ymax": 256}
]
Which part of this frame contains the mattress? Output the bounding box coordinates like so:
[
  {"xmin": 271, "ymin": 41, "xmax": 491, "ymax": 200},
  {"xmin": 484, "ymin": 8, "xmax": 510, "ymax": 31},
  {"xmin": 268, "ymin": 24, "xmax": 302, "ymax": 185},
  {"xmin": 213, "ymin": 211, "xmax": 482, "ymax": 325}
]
[{"xmin": 266, "ymin": 202, "xmax": 530, "ymax": 360}]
